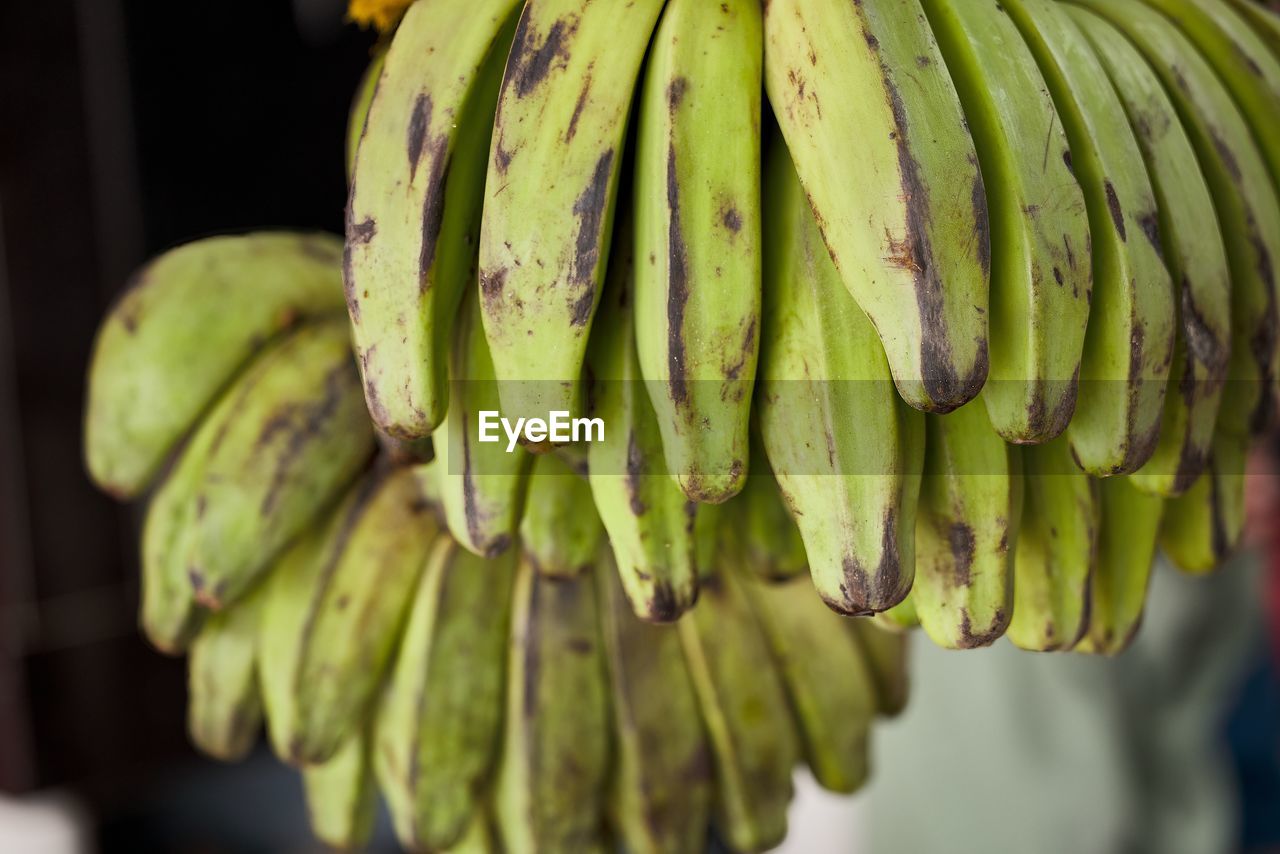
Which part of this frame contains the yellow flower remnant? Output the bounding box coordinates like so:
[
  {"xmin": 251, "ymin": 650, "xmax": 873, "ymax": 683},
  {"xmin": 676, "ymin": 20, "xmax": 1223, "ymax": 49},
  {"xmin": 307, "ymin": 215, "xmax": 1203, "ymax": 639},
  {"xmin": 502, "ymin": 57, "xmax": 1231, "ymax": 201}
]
[{"xmin": 348, "ymin": 0, "xmax": 414, "ymax": 31}]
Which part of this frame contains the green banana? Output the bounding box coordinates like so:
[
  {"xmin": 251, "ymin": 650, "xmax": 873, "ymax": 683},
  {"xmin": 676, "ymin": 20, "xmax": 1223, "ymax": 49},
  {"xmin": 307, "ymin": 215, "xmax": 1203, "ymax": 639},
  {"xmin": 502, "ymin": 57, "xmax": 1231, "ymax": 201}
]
[
  {"xmin": 743, "ymin": 574, "xmax": 877, "ymax": 794},
  {"xmin": 435, "ymin": 289, "xmax": 532, "ymax": 558},
  {"xmin": 374, "ymin": 535, "xmax": 515, "ymax": 852},
  {"xmin": 495, "ymin": 559, "xmax": 610, "ymax": 854},
  {"xmin": 478, "ymin": 0, "xmax": 667, "ymax": 427},
  {"xmin": 634, "ymin": 0, "xmax": 762, "ymax": 503},
  {"xmin": 1076, "ymin": 475, "xmax": 1164, "ymax": 655},
  {"xmin": 878, "ymin": 592, "xmax": 922, "ymax": 632},
  {"xmin": 758, "ymin": 142, "xmax": 924, "ymax": 616},
  {"xmin": 345, "ymin": 46, "xmax": 385, "ymax": 182},
  {"xmin": 847, "ymin": 620, "xmax": 910, "ymax": 718},
  {"xmin": 598, "ymin": 553, "xmax": 711, "ymax": 854},
  {"xmin": 445, "ymin": 811, "xmax": 500, "ymax": 854},
  {"xmin": 344, "ymin": 0, "xmax": 520, "ymax": 439},
  {"xmin": 291, "ymin": 466, "xmax": 439, "ymax": 764},
  {"xmin": 1160, "ymin": 430, "xmax": 1248, "ymax": 572},
  {"xmin": 186, "ymin": 581, "xmax": 265, "ymax": 761},
  {"xmin": 764, "ymin": 0, "xmax": 989, "ymax": 413},
  {"xmin": 677, "ymin": 567, "xmax": 799, "ymax": 853},
  {"xmin": 1069, "ymin": 5, "xmax": 1232, "ymax": 497},
  {"xmin": 919, "ymin": 0, "xmax": 1091, "ymax": 443},
  {"xmin": 519, "ymin": 452, "xmax": 603, "ymax": 577},
  {"xmin": 85, "ymin": 232, "xmax": 345, "ymax": 497},
  {"xmin": 185, "ymin": 319, "xmax": 375, "ymax": 610},
  {"xmin": 1003, "ymin": 0, "xmax": 1176, "ymax": 477},
  {"xmin": 912, "ymin": 400, "xmax": 1018, "ymax": 650},
  {"xmin": 1225, "ymin": 0, "xmax": 1280, "ymax": 56},
  {"xmin": 1008, "ymin": 436, "xmax": 1100, "ymax": 651},
  {"xmin": 302, "ymin": 726, "xmax": 376, "ymax": 851},
  {"xmin": 734, "ymin": 449, "xmax": 807, "ymax": 583}
]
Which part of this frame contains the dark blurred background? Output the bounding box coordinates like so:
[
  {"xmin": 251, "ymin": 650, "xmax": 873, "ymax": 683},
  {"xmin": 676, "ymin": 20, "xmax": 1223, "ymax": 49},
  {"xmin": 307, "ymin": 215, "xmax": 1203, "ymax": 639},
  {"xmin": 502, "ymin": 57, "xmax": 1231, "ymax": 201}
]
[{"xmin": 0, "ymin": 1, "xmax": 380, "ymax": 849}]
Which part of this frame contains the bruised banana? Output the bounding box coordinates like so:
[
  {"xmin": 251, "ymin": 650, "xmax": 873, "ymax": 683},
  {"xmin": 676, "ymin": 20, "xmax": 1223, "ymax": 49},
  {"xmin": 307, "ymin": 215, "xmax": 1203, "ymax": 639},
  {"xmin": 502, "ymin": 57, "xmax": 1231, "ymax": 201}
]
[
  {"xmin": 495, "ymin": 560, "xmax": 610, "ymax": 854},
  {"xmin": 186, "ymin": 581, "xmax": 266, "ymax": 761},
  {"xmin": 1069, "ymin": 6, "xmax": 1232, "ymax": 497},
  {"xmin": 759, "ymin": 143, "xmax": 924, "ymax": 616},
  {"xmin": 920, "ymin": 0, "xmax": 1091, "ymax": 443},
  {"xmin": 1003, "ymin": 0, "xmax": 1175, "ymax": 477},
  {"xmin": 478, "ymin": 0, "xmax": 667, "ymax": 427},
  {"xmin": 598, "ymin": 554, "xmax": 711, "ymax": 854},
  {"xmin": 847, "ymin": 620, "xmax": 909, "ymax": 718},
  {"xmin": 375, "ymin": 534, "xmax": 515, "ymax": 852},
  {"xmin": 634, "ymin": 0, "xmax": 762, "ymax": 503},
  {"xmin": 743, "ymin": 573, "xmax": 877, "ymax": 794},
  {"xmin": 764, "ymin": 0, "xmax": 989, "ymax": 413},
  {"xmin": 519, "ymin": 452, "xmax": 603, "ymax": 578},
  {"xmin": 185, "ymin": 319, "xmax": 375, "ymax": 610},
  {"xmin": 345, "ymin": 0, "xmax": 519, "ymax": 439},
  {"xmin": 302, "ymin": 726, "xmax": 377, "ymax": 852},
  {"xmin": 85, "ymin": 232, "xmax": 345, "ymax": 497},
  {"xmin": 912, "ymin": 400, "xmax": 1019, "ymax": 650}
]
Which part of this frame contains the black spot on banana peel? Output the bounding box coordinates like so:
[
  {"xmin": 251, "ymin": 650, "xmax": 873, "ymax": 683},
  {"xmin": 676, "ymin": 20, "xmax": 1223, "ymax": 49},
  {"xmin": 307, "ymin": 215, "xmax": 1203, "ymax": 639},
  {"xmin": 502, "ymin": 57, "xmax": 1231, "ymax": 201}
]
[
  {"xmin": 1103, "ymin": 179, "xmax": 1127, "ymax": 241},
  {"xmin": 506, "ymin": 13, "xmax": 577, "ymax": 98}
]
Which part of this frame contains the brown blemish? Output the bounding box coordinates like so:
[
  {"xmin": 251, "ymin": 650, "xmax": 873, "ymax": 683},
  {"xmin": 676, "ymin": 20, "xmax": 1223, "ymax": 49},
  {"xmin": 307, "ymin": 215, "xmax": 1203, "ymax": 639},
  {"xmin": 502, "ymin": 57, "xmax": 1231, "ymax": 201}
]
[
  {"xmin": 506, "ymin": 14, "xmax": 577, "ymax": 98},
  {"xmin": 1137, "ymin": 211, "xmax": 1161, "ymax": 257},
  {"xmin": 624, "ymin": 433, "xmax": 648, "ymax": 516},
  {"xmin": 666, "ymin": 141, "xmax": 690, "ymax": 406},
  {"xmin": 667, "ymin": 76, "xmax": 688, "ymax": 110},
  {"xmin": 568, "ymin": 149, "xmax": 615, "ymax": 323},
  {"xmin": 406, "ymin": 93, "xmax": 433, "ymax": 179},
  {"xmin": 1062, "ymin": 149, "xmax": 1074, "ymax": 175},
  {"xmin": 1103, "ymin": 180, "xmax": 1126, "ymax": 241},
  {"xmin": 565, "ymin": 71, "xmax": 592, "ymax": 143},
  {"xmin": 948, "ymin": 522, "xmax": 976, "ymax": 587}
]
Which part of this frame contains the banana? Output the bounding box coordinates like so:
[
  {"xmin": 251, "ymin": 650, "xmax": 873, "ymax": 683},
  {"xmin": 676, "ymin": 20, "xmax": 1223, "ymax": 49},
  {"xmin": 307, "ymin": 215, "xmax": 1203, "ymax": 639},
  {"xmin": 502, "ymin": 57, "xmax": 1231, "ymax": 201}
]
[
  {"xmin": 633, "ymin": 0, "xmax": 762, "ymax": 503},
  {"xmin": 1225, "ymin": 0, "xmax": 1280, "ymax": 57},
  {"xmin": 764, "ymin": 0, "xmax": 989, "ymax": 414},
  {"xmin": 1069, "ymin": 5, "xmax": 1232, "ymax": 497},
  {"xmin": 734, "ymin": 449, "xmax": 807, "ymax": 583},
  {"xmin": 911, "ymin": 400, "xmax": 1019, "ymax": 650},
  {"xmin": 345, "ymin": 47, "xmax": 385, "ymax": 182},
  {"xmin": 1076, "ymin": 475, "xmax": 1164, "ymax": 655},
  {"xmin": 185, "ymin": 319, "xmax": 375, "ymax": 610},
  {"xmin": 847, "ymin": 620, "xmax": 910, "ymax": 718},
  {"xmin": 677, "ymin": 567, "xmax": 799, "ymax": 853},
  {"xmin": 435, "ymin": 288, "xmax": 532, "ymax": 559},
  {"xmin": 344, "ymin": 0, "xmax": 520, "ymax": 439},
  {"xmin": 291, "ymin": 466, "xmax": 439, "ymax": 764},
  {"xmin": 495, "ymin": 559, "xmax": 610, "ymax": 854},
  {"xmin": 302, "ymin": 726, "xmax": 376, "ymax": 851},
  {"xmin": 85, "ymin": 232, "xmax": 345, "ymax": 497},
  {"xmin": 1002, "ymin": 0, "xmax": 1175, "ymax": 477},
  {"xmin": 445, "ymin": 811, "xmax": 500, "ymax": 854},
  {"xmin": 374, "ymin": 534, "xmax": 515, "ymax": 853},
  {"xmin": 478, "ymin": 0, "xmax": 667, "ymax": 427},
  {"xmin": 519, "ymin": 452, "xmax": 603, "ymax": 577},
  {"xmin": 878, "ymin": 592, "xmax": 921, "ymax": 632},
  {"xmin": 598, "ymin": 553, "xmax": 711, "ymax": 854},
  {"xmin": 1007, "ymin": 436, "xmax": 1099, "ymax": 651},
  {"xmin": 186, "ymin": 581, "xmax": 265, "ymax": 761},
  {"xmin": 758, "ymin": 142, "xmax": 924, "ymax": 616},
  {"xmin": 586, "ymin": 224, "xmax": 699, "ymax": 623},
  {"xmin": 1160, "ymin": 430, "xmax": 1248, "ymax": 572},
  {"xmin": 742, "ymin": 574, "xmax": 877, "ymax": 794},
  {"xmin": 918, "ymin": 0, "xmax": 1091, "ymax": 443}
]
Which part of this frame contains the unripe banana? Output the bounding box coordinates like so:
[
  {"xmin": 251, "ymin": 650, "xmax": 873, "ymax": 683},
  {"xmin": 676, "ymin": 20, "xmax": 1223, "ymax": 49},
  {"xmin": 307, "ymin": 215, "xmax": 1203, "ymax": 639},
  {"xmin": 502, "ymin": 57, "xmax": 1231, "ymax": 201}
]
[
  {"xmin": 919, "ymin": 0, "xmax": 1091, "ymax": 443},
  {"xmin": 847, "ymin": 620, "xmax": 910, "ymax": 718},
  {"xmin": 734, "ymin": 447, "xmax": 807, "ymax": 583},
  {"xmin": 186, "ymin": 582, "xmax": 265, "ymax": 761},
  {"xmin": 1002, "ymin": 0, "xmax": 1175, "ymax": 477},
  {"xmin": 185, "ymin": 319, "xmax": 375, "ymax": 610},
  {"xmin": 85, "ymin": 232, "xmax": 345, "ymax": 497},
  {"xmin": 445, "ymin": 811, "xmax": 500, "ymax": 854},
  {"xmin": 758, "ymin": 143, "xmax": 924, "ymax": 616},
  {"xmin": 764, "ymin": 0, "xmax": 989, "ymax": 413},
  {"xmin": 1160, "ymin": 431, "xmax": 1248, "ymax": 573},
  {"xmin": 302, "ymin": 726, "xmax": 376, "ymax": 851},
  {"xmin": 519, "ymin": 452, "xmax": 603, "ymax": 577},
  {"xmin": 598, "ymin": 554, "xmax": 711, "ymax": 854},
  {"xmin": 375, "ymin": 534, "xmax": 515, "ymax": 853},
  {"xmin": 1225, "ymin": 0, "xmax": 1280, "ymax": 55},
  {"xmin": 877, "ymin": 590, "xmax": 921, "ymax": 632},
  {"xmin": 345, "ymin": 0, "xmax": 520, "ymax": 440},
  {"xmin": 479, "ymin": 0, "xmax": 667, "ymax": 427},
  {"xmin": 634, "ymin": 0, "xmax": 762, "ymax": 503},
  {"xmin": 495, "ymin": 559, "xmax": 610, "ymax": 854},
  {"xmin": 345, "ymin": 47, "xmax": 385, "ymax": 182}
]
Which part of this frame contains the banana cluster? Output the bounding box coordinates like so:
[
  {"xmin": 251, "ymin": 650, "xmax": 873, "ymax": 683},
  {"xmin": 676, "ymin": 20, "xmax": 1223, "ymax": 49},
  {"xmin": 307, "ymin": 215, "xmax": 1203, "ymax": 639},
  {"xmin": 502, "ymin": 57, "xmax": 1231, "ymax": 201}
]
[{"xmin": 343, "ymin": 0, "xmax": 1280, "ymax": 653}]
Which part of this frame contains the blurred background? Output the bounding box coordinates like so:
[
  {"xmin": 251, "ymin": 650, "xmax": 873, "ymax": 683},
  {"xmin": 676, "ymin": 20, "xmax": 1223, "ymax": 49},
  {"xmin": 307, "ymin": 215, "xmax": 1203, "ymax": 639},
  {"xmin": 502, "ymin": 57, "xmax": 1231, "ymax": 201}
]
[{"xmin": 1, "ymin": 1, "xmax": 1278, "ymax": 852}]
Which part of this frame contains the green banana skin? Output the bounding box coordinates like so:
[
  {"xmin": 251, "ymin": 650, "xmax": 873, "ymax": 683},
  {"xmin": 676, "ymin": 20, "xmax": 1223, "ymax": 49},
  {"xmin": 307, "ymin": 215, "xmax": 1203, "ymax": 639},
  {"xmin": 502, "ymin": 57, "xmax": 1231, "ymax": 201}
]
[
  {"xmin": 302, "ymin": 725, "xmax": 377, "ymax": 851},
  {"xmin": 346, "ymin": 0, "xmax": 520, "ymax": 440},
  {"xmin": 1225, "ymin": 0, "xmax": 1280, "ymax": 57},
  {"xmin": 186, "ymin": 581, "xmax": 265, "ymax": 761},
  {"xmin": 1160, "ymin": 430, "xmax": 1248, "ymax": 573},
  {"xmin": 743, "ymin": 573, "xmax": 877, "ymax": 795},
  {"xmin": 877, "ymin": 592, "xmax": 921, "ymax": 632},
  {"xmin": 598, "ymin": 554, "xmax": 712, "ymax": 854},
  {"xmin": 634, "ymin": 0, "xmax": 762, "ymax": 504},
  {"xmin": 764, "ymin": 0, "xmax": 990, "ymax": 414},
  {"xmin": 1076, "ymin": 475, "xmax": 1164, "ymax": 655},
  {"xmin": 678, "ymin": 567, "xmax": 799, "ymax": 853},
  {"xmin": 587, "ymin": 224, "xmax": 699, "ymax": 623},
  {"xmin": 479, "ymin": 0, "xmax": 667, "ymax": 429},
  {"xmin": 847, "ymin": 620, "xmax": 910, "ymax": 718},
  {"xmin": 519, "ymin": 452, "xmax": 604, "ymax": 578},
  {"xmin": 920, "ymin": 0, "xmax": 1091, "ymax": 444},
  {"xmin": 375, "ymin": 535, "xmax": 516, "ymax": 853},
  {"xmin": 759, "ymin": 143, "xmax": 924, "ymax": 616},
  {"xmin": 912, "ymin": 399, "xmax": 1018, "ymax": 650},
  {"xmin": 185, "ymin": 319, "xmax": 376, "ymax": 610},
  {"xmin": 1003, "ymin": 0, "xmax": 1176, "ymax": 477},
  {"xmin": 734, "ymin": 449, "xmax": 807, "ymax": 583},
  {"xmin": 435, "ymin": 288, "xmax": 533, "ymax": 559},
  {"xmin": 495, "ymin": 559, "xmax": 610, "ymax": 854},
  {"xmin": 1008, "ymin": 436, "xmax": 1100, "ymax": 652},
  {"xmin": 85, "ymin": 231, "xmax": 346, "ymax": 497},
  {"xmin": 292, "ymin": 466, "xmax": 440, "ymax": 764},
  {"xmin": 345, "ymin": 46, "xmax": 385, "ymax": 183},
  {"xmin": 1069, "ymin": 6, "xmax": 1232, "ymax": 498},
  {"xmin": 443, "ymin": 810, "xmax": 500, "ymax": 854}
]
